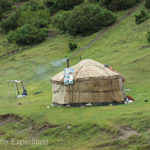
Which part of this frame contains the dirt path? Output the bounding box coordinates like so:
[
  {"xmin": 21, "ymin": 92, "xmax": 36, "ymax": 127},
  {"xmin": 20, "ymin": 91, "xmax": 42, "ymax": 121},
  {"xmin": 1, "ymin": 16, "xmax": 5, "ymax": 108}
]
[
  {"xmin": 118, "ymin": 126, "xmax": 141, "ymax": 140},
  {"xmin": 70, "ymin": 5, "xmax": 141, "ymax": 58}
]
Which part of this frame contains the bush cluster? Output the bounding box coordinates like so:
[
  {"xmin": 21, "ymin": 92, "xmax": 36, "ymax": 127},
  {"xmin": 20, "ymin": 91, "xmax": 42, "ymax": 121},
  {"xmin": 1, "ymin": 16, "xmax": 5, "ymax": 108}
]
[
  {"xmin": 0, "ymin": 0, "xmax": 50, "ymax": 45},
  {"xmin": 52, "ymin": 11, "xmax": 69, "ymax": 33},
  {"xmin": 69, "ymin": 42, "xmax": 77, "ymax": 50},
  {"xmin": 0, "ymin": 0, "xmax": 12, "ymax": 21},
  {"xmin": 135, "ymin": 10, "xmax": 149, "ymax": 25},
  {"xmin": 54, "ymin": 0, "xmax": 84, "ymax": 11},
  {"xmin": 53, "ymin": 3, "xmax": 116, "ymax": 36},
  {"xmin": 102, "ymin": 0, "xmax": 142, "ymax": 11},
  {"xmin": 13, "ymin": 0, "xmax": 29, "ymax": 2},
  {"xmin": 1, "ymin": 10, "xmax": 21, "ymax": 33},
  {"xmin": 44, "ymin": 0, "xmax": 84, "ymax": 14},
  {"xmin": 145, "ymin": 0, "xmax": 150, "ymax": 9},
  {"xmin": 146, "ymin": 32, "xmax": 150, "ymax": 42},
  {"xmin": 17, "ymin": 8, "xmax": 50, "ymax": 28},
  {"xmin": 89, "ymin": 0, "xmax": 142, "ymax": 11},
  {"xmin": 88, "ymin": 0, "xmax": 100, "ymax": 2},
  {"xmin": 7, "ymin": 25, "xmax": 48, "ymax": 45}
]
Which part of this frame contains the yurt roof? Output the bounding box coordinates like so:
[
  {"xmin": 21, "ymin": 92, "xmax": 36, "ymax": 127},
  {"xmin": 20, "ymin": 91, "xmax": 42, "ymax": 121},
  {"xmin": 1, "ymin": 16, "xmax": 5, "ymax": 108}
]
[{"xmin": 51, "ymin": 59, "xmax": 122, "ymax": 84}]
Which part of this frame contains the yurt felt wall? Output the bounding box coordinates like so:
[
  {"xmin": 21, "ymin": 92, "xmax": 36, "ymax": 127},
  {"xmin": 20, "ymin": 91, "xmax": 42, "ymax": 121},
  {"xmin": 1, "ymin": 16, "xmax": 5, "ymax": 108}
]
[
  {"xmin": 52, "ymin": 78, "xmax": 125, "ymax": 105},
  {"xmin": 51, "ymin": 59, "xmax": 126, "ymax": 105}
]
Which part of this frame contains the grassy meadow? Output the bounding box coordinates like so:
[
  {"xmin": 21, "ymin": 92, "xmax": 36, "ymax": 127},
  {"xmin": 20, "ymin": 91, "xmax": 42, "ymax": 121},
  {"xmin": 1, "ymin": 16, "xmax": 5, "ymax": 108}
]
[{"xmin": 0, "ymin": 3, "xmax": 150, "ymax": 150}]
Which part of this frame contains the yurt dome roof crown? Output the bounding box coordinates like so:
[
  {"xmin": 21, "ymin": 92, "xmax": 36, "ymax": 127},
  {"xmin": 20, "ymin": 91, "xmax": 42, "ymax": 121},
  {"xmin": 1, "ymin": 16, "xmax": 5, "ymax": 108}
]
[{"xmin": 51, "ymin": 59, "xmax": 122, "ymax": 84}]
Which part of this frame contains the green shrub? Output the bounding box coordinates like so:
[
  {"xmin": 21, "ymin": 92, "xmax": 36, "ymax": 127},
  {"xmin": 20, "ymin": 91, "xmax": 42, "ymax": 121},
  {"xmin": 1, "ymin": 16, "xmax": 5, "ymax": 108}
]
[
  {"xmin": 146, "ymin": 32, "xmax": 150, "ymax": 42},
  {"xmin": 0, "ymin": 7, "xmax": 3, "ymax": 21},
  {"xmin": 12, "ymin": 0, "xmax": 29, "ymax": 2},
  {"xmin": 7, "ymin": 24, "xmax": 48, "ymax": 45},
  {"xmin": 54, "ymin": 0, "xmax": 84, "ymax": 11},
  {"xmin": 24, "ymin": 0, "xmax": 45, "ymax": 11},
  {"xmin": 0, "ymin": 0, "xmax": 12, "ymax": 20},
  {"xmin": 17, "ymin": 8, "xmax": 50, "ymax": 27},
  {"xmin": 69, "ymin": 42, "xmax": 77, "ymax": 50},
  {"xmin": 44, "ymin": 0, "xmax": 54, "ymax": 7},
  {"xmin": 44, "ymin": 0, "xmax": 55, "ymax": 14},
  {"xmin": 145, "ymin": 0, "xmax": 150, "ymax": 9},
  {"xmin": 135, "ymin": 10, "xmax": 149, "ymax": 25},
  {"xmin": 0, "ymin": 10, "xmax": 21, "ymax": 33},
  {"xmin": 52, "ymin": 11, "xmax": 69, "ymax": 33},
  {"xmin": 58, "ymin": 4, "xmax": 116, "ymax": 36},
  {"xmin": 88, "ymin": 0, "xmax": 99, "ymax": 2},
  {"xmin": 100, "ymin": 0, "xmax": 142, "ymax": 11},
  {"xmin": 1, "ymin": 1, "xmax": 50, "ymax": 32},
  {"xmin": 0, "ymin": 0, "xmax": 12, "ymax": 11},
  {"xmin": 2, "ymin": 0, "xmax": 50, "ymax": 45},
  {"xmin": 44, "ymin": 0, "xmax": 83, "ymax": 14}
]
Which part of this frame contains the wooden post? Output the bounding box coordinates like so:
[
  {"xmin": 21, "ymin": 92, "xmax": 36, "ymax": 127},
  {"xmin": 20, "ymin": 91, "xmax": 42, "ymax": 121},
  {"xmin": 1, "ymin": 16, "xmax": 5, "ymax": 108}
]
[
  {"xmin": 21, "ymin": 81, "xmax": 25, "ymax": 90},
  {"xmin": 8, "ymin": 82, "xmax": 10, "ymax": 97},
  {"xmin": 14, "ymin": 83, "xmax": 17, "ymax": 97},
  {"xmin": 67, "ymin": 59, "xmax": 69, "ymax": 68},
  {"xmin": 71, "ymin": 85, "xmax": 73, "ymax": 104},
  {"xmin": 15, "ymin": 83, "xmax": 20, "ymax": 95}
]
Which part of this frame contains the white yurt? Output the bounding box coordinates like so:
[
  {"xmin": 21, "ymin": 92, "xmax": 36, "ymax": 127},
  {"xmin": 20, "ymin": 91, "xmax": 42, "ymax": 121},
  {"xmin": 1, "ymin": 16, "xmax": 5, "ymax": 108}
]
[{"xmin": 50, "ymin": 59, "xmax": 126, "ymax": 106}]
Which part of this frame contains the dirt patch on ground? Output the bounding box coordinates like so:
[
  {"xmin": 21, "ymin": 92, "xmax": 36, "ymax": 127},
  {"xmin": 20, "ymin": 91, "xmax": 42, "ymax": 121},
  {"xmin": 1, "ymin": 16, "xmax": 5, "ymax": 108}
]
[
  {"xmin": 92, "ymin": 126, "xmax": 140, "ymax": 149},
  {"xmin": 141, "ymin": 45, "xmax": 150, "ymax": 49},
  {"xmin": 34, "ymin": 122, "xmax": 59, "ymax": 136},
  {"xmin": 118, "ymin": 126, "xmax": 140, "ymax": 140},
  {"xmin": 18, "ymin": 121, "xmax": 59, "ymax": 137},
  {"xmin": 0, "ymin": 114, "xmax": 22, "ymax": 127},
  {"xmin": 99, "ymin": 127, "xmax": 121, "ymax": 138}
]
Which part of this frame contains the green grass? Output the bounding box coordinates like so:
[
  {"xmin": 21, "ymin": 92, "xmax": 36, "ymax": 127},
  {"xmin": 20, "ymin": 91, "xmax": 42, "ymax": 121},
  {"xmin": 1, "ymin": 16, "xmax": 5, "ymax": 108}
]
[{"xmin": 0, "ymin": 3, "xmax": 150, "ymax": 150}]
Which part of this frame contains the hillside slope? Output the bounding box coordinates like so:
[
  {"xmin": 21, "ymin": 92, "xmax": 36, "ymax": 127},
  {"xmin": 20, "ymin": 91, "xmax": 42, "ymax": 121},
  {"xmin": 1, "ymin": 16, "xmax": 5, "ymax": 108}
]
[{"xmin": 0, "ymin": 3, "xmax": 150, "ymax": 150}]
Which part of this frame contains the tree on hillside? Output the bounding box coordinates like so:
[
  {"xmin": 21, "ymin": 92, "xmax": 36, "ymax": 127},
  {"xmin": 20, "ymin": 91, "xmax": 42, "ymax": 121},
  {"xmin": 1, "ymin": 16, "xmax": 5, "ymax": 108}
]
[
  {"xmin": 53, "ymin": 3, "xmax": 116, "ymax": 36},
  {"xmin": 145, "ymin": 0, "xmax": 150, "ymax": 9}
]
